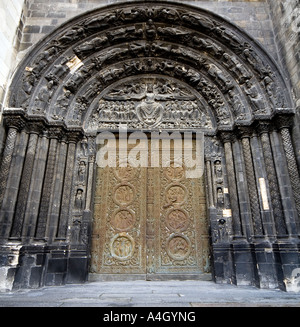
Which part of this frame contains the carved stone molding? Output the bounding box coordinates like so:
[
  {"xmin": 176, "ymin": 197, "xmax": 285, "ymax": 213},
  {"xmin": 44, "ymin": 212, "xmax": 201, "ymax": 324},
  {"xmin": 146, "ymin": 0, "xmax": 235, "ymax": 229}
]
[
  {"xmin": 238, "ymin": 126, "xmax": 255, "ymax": 139},
  {"xmin": 5, "ymin": 2, "xmax": 293, "ymax": 134},
  {"xmin": 66, "ymin": 131, "xmax": 83, "ymax": 144},
  {"xmin": 275, "ymin": 115, "xmax": 294, "ymax": 130},
  {"xmin": 256, "ymin": 121, "xmax": 273, "ymax": 135},
  {"xmin": 3, "ymin": 115, "xmax": 26, "ymax": 132},
  {"xmin": 2, "ymin": 110, "xmax": 84, "ymax": 143},
  {"xmin": 219, "ymin": 131, "xmax": 237, "ymax": 144}
]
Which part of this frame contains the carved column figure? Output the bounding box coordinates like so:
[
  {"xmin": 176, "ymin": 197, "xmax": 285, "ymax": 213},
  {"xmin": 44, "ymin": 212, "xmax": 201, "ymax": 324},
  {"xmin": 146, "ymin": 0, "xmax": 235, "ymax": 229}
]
[
  {"xmin": 0, "ymin": 116, "xmax": 25, "ymax": 207},
  {"xmin": 257, "ymin": 122, "xmax": 287, "ymax": 236},
  {"xmin": 238, "ymin": 127, "xmax": 264, "ymax": 236},
  {"xmin": 220, "ymin": 131, "xmax": 242, "ymax": 238}
]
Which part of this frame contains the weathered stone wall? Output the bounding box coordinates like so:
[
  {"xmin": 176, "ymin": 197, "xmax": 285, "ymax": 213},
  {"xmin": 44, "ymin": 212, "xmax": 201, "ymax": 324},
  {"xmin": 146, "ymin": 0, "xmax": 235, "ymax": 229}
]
[
  {"xmin": 266, "ymin": 0, "xmax": 300, "ymax": 167},
  {"xmin": 0, "ymin": 0, "xmax": 26, "ymax": 155},
  {"xmin": 267, "ymin": 0, "xmax": 300, "ymax": 108},
  {"xmin": 0, "ymin": 0, "xmax": 25, "ymax": 106}
]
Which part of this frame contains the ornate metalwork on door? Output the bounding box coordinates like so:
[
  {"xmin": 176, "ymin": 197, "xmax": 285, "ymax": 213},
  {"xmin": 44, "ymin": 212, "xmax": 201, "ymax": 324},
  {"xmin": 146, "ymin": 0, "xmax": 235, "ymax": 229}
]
[
  {"xmin": 91, "ymin": 153, "xmax": 147, "ymax": 274},
  {"xmin": 90, "ymin": 141, "xmax": 210, "ymax": 278}
]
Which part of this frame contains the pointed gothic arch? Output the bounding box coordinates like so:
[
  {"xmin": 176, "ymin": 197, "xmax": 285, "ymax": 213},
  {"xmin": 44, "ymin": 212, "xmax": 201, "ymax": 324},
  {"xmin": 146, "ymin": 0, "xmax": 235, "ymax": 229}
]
[{"xmin": 0, "ymin": 1, "xmax": 299, "ymax": 290}]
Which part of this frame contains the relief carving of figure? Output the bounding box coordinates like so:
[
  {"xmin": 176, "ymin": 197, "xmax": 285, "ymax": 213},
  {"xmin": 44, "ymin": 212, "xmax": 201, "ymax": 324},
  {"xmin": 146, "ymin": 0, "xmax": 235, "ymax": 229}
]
[
  {"xmin": 34, "ymin": 80, "xmax": 55, "ymax": 113},
  {"xmin": 46, "ymin": 58, "xmax": 69, "ymax": 84},
  {"xmin": 156, "ymin": 8, "xmax": 180, "ymax": 22},
  {"xmin": 193, "ymin": 36, "xmax": 223, "ymax": 57},
  {"xmin": 75, "ymin": 188, "xmax": 84, "ymax": 211},
  {"xmin": 180, "ymin": 12, "xmax": 215, "ymax": 31},
  {"xmin": 18, "ymin": 72, "xmax": 35, "ymax": 108},
  {"xmin": 168, "ymin": 236, "xmax": 190, "ymax": 260},
  {"xmin": 112, "ymin": 236, "xmax": 134, "ymax": 259},
  {"xmin": 84, "ymin": 12, "xmax": 118, "ymax": 31},
  {"xmin": 263, "ymin": 76, "xmax": 278, "ymax": 108},
  {"xmin": 213, "ymin": 26, "xmax": 242, "ymax": 51},
  {"xmin": 52, "ymin": 90, "xmax": 72, "ymax": 120},
  {"xmin": 71, "ymin": 219, "xmax": 81, "ymax": 244},
  {"xmin": 145, "ymin": 19, "xmax": 157, "ymax": 40},
  {"xmin": 222, "ymin": 53, "xmax": 252, "ymax": 84},
  {"xmin": 244, "ymin": 80, "xmax": 266, "ymax": 113},
  {"xmin": 228, "ymin": 89, "xmax": 246, "ymax": 120},
  {"xmin": 115, "ymin": 185, "xmax": 134, "ymax": 206},
  {"xmin": 112, "ymin": 210, "xmax": 135, "ymax": 231},
  {"xmin": 214, "ymin": 160, "xmax": 223, "ymax": 183},
  {"xmin": 32, "ymin": 47, "xmax": 57, "ymax": 76},
  {"xmin": 74, "ymin": 35, "xmax": 109, "ymax": 57},
  {"xmin": 136, "ymin": 87, "xmax": 164, "ymax": 126},
  {"xmin": 70, "ymin": 99, "xmax": 87, "ymax": 124},
  {"xmin": 208, "ymin": 99, "xmax": 230, "ymax": 125},
  {"xmin": 217, "ymin": 187, "xmax": 224, "ymax": 206},
  {"xmin": 78, "ymin": 161, "xmax": 86, "ymax": 184},
  {"xmin": 58, "ymin": 26, "xmax": 85, "ymax": 45},
  {"xmin": 204, "ymin": 63, "xmax": 233, "ymax": 92},
  {"xmin": 80, "ymin": 137, "xmax": 89, "ymax": 157},
  {"xmin": 157, "ymin": 26, "xmax": 190, "ymax": 38}
]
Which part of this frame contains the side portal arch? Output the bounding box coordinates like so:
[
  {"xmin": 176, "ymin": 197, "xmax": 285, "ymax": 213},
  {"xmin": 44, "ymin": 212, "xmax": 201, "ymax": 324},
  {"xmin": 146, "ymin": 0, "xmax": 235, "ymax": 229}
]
[{"xmin": 0, "ymin": 1, "xmax": 299, "ymax": 290}]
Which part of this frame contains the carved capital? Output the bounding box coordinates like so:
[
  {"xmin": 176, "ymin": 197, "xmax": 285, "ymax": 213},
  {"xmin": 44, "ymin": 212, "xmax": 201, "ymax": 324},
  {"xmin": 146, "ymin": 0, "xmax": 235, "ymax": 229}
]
[
  {"xmin": 255, "ymin": 121, "xmax": 273, "ymax": 135},
  {"xmin": 275, "ymin": 115, "xmax": 294, "ymax": 130},
  {"xmin": 48, "ymin": 126, "xmax": 64, "ymax": 139},
  {"xmin": 88, "ymin": 155, "xmax": 96, "ymax": 163},
  {"xmin": 219, "ymin": 131, "xmax": 236, "ymax": 143},
  {"xmin": 66, "ymin": 130, "xmax": 83, "ymax": 144},
  {"xmin": 26, "ymin": 121, "xmax": 45, "ymax": 135},
  {"xmin": 237, "ymin": 126, "xmax": 254, "ymax": 139},
  {"xmin": 4, "ymin": 115, "xmax": 26, "ymax": 131}
]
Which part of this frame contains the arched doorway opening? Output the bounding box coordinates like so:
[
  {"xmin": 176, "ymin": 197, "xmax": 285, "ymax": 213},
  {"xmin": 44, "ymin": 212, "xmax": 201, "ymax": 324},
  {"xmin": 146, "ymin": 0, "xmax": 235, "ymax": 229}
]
[
  {"xmin": 89, "ymin": 76, "xmax": 212, "ymax": 280},
  {"xmin": 0, "ymin": 1, "xmax": 299, "ymax": 290}
]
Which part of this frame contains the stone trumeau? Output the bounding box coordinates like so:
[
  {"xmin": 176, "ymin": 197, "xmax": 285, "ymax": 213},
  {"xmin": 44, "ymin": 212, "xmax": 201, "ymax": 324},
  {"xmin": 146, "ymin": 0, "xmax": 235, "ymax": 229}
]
[{"xmin": 0, "ymin": 0, "xmax": 299, "ymax": 292}]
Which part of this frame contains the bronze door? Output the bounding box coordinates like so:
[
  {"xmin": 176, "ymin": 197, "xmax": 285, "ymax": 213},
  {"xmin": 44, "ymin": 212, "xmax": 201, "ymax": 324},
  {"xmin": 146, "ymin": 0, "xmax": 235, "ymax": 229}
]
[{"xmin": 90, "ymin": 140, "xmax": 210, "ymax": 278}]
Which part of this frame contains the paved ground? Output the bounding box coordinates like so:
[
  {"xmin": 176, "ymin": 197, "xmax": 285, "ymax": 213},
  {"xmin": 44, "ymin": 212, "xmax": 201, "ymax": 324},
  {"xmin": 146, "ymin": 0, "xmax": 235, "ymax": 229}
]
[{"xmin": 0, "ymin": 279, "xmax": 300, "ymax": 307}]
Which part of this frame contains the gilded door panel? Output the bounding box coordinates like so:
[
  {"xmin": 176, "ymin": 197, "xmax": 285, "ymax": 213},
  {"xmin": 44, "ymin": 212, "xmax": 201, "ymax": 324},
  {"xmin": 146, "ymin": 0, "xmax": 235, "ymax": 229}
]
[{"xmin": 91, "ymin": 162, "xmax": 147, "ymax": 274}]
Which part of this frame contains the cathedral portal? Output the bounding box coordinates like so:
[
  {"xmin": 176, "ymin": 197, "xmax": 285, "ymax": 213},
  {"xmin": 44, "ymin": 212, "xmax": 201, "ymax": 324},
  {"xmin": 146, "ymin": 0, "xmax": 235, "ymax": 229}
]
[{"xmin": 0, "ymin": 1, "xmax": 299, "ymax": 291}]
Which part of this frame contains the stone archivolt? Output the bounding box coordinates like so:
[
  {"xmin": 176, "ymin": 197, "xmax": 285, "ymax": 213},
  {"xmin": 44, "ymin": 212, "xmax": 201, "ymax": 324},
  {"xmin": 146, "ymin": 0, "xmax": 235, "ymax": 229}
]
[{"xmin": 7, "ymin": 1, "xmax": 293, "ymax": 134}]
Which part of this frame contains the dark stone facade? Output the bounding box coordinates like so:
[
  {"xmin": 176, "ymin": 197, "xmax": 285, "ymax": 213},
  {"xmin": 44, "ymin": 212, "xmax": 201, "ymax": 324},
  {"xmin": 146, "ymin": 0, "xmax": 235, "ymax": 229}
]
[{"xmin": 0, "ymin": 1, "xmax": 299, "ymax": 291}]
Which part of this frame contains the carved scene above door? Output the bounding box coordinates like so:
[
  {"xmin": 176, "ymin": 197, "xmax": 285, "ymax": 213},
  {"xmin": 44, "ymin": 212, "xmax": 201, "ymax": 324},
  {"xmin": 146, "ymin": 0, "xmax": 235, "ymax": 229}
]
[{"xmin": 86, "ymin": 76, "xmax": 215, "ymax": 133}]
